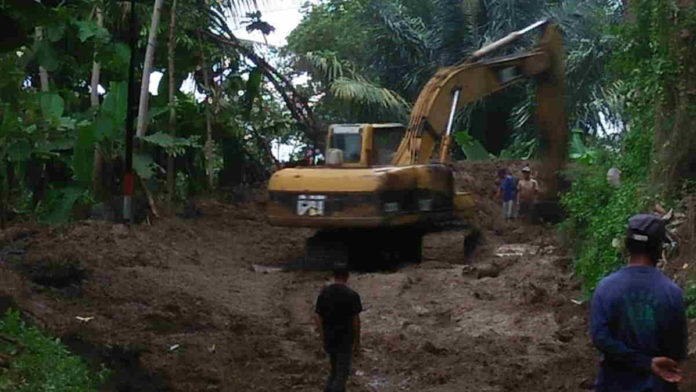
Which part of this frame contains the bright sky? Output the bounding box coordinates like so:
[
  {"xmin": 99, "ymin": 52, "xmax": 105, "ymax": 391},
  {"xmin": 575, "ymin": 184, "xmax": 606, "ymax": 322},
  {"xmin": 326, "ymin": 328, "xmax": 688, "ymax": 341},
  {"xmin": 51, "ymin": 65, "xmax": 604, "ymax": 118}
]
[
  {"xmin": 150, "ymin": 1, "xmax": 308, "ymax": 95},
  {"xmin": 230, "ymin": 1, "xmax": 309, "ymax": 47}
]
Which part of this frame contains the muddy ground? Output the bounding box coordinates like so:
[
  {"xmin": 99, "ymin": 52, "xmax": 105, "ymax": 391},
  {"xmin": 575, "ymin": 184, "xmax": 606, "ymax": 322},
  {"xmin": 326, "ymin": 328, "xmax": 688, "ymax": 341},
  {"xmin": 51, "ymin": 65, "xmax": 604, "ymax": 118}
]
[{"xmin": 0, "ymin": 160, "xmax": 695, "ymax": 391}]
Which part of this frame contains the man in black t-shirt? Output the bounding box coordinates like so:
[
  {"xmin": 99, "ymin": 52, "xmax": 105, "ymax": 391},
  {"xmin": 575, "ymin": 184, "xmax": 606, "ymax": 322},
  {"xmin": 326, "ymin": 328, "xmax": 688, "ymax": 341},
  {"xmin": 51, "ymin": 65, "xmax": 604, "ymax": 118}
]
[{"xmin": 314, "ymin": 264, "xmax": 363, "ymax": 392}]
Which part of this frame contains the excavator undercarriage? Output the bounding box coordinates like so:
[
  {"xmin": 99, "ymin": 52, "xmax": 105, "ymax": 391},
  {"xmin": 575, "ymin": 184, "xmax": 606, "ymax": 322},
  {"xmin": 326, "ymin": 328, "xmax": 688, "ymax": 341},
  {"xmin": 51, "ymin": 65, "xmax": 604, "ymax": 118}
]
[{"xmin": 302, "ymin": 228, "xmax": 425, "ymax": 271}]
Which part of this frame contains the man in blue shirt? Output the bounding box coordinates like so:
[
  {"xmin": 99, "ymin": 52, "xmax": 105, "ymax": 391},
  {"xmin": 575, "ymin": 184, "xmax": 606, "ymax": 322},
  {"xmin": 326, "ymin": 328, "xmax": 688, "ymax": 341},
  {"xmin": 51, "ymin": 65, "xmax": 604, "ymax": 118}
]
[
  {"xmin": 591, "ymin": 214, "xmax": 688, "ymax": 392},
  {"xmin": 496, "ymin": 168, "xmax": 518, "ymax": 220}
]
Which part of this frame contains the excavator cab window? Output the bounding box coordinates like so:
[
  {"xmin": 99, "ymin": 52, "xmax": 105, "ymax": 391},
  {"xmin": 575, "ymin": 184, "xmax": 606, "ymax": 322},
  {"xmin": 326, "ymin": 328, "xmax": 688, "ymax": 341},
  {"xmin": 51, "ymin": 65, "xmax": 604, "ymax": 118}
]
[
  {"xmin": 371, "ymin": 126, "xmax": 405, "ymax": 165},
  {"xmin": 331, "ymin": 125, "xmax": 363, "ymax": 163}
]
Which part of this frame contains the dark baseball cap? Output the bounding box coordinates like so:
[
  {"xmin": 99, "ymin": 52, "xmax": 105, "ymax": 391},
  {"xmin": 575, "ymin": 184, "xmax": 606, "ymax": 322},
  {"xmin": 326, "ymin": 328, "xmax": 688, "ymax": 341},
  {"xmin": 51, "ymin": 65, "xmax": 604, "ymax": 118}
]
[{"xmin": 627, "ymin": 214, "xmax": 666, "ymax": 243}]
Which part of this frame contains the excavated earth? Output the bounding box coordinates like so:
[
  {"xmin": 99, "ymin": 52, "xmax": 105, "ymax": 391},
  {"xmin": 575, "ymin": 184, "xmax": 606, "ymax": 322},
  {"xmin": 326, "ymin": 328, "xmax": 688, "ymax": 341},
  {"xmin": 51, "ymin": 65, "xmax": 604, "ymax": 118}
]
[{"xmin": 0, "ymin": 160, "xmax": 694, "ymax": 391}]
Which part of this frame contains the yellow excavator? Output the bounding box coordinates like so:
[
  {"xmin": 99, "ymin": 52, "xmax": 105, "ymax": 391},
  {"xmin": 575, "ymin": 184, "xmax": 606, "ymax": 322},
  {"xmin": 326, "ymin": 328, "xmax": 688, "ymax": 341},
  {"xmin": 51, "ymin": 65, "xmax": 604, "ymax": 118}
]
[{"xmin": 267, "ymin": 20, "xmax": 568, "ymax": 268}]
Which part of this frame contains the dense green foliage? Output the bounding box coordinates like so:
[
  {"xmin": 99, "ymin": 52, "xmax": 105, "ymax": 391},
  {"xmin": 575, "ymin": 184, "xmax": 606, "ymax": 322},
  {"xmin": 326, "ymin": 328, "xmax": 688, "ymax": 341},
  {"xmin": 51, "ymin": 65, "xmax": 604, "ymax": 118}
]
[
  {"xmin": 561, "ymin": 0, "xmax": 696, "ymax": 292},
  {"xmin": 686, "ymin": 283, "xmax": 696, "ymax": 318},
  {"xmin": 0, "ymin": 310, "xmax": 108, "ymax": 391},
  {"xmin": 0, "ymin": 0, "xmax": 305, "ymax": 223},
  {"xmin": 287, "ymin": 0, "xmax": 620, "ymax": 154}
]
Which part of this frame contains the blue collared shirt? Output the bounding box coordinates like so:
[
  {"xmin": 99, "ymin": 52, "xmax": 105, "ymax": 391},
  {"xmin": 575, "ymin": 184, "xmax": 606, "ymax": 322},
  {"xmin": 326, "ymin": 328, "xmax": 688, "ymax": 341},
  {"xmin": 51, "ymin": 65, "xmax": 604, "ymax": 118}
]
[{"xmin": 590, "ymin": 266, "xmax": 687, "ymax": 392}]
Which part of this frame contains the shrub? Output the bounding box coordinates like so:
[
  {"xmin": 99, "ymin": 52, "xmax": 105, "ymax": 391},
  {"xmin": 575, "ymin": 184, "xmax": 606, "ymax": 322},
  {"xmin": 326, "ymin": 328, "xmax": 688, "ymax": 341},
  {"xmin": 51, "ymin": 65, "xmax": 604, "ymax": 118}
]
[
  {"xmin": 685, "ymin": 284, "xmax": 696, "ymax": 319},
  {"xmin": 0, "ymin": 310, "xmax": 108, "ymax": 391}
]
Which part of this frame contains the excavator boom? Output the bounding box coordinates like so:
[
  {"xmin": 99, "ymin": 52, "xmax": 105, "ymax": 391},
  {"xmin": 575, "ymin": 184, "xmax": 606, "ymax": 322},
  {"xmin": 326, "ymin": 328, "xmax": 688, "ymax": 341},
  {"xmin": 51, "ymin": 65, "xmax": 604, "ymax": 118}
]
[{"xmin": 393, "ymin": 20, "xmax": 568, "ymax": 197}]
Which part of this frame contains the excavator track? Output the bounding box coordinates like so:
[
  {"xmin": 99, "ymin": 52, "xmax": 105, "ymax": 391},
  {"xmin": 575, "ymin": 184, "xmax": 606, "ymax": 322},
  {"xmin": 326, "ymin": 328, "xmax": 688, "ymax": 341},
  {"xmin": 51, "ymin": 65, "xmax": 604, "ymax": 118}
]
[{"xmin": 301, "ymin": 228, "xmax": 424, "ymax": 271}]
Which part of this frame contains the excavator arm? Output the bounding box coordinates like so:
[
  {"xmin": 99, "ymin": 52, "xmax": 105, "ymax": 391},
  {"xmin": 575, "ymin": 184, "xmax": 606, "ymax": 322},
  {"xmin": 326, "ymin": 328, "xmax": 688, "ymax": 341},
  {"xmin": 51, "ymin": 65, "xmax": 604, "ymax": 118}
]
[{"xmin": 393, "ymin": 20, "xmax": 568, "ymax": 198}]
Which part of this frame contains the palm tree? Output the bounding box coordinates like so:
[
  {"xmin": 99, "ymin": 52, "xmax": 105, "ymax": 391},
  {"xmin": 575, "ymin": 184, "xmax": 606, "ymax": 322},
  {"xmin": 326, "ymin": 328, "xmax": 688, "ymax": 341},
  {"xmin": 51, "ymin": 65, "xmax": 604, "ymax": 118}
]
[{"xmin": 291, "ymin": 0, "xmax": 622, "ymax": 155}]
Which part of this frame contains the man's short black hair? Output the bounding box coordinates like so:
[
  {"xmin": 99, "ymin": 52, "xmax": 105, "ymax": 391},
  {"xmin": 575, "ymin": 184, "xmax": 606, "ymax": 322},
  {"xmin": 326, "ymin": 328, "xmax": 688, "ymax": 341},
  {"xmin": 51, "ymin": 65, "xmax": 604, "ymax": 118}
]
[
  {"xmin": 333, "ymin": 263, "xmax": 349, "ymax": 279},
  {"xmin": 625, "ymin": 236, "xmax": 661, "ymax": 264}
]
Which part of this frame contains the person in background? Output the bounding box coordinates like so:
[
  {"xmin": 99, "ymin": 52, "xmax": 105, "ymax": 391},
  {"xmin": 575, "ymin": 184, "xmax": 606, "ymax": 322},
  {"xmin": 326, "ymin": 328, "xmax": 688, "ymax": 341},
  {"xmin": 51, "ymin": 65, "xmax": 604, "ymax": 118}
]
[
  {"xmin": 495, "ymin": 168, "xmax": 506, "ymax": 191},
  {"xmin": 516, "ymin": 166, "xmax": 539, "ymax": 220},
  {"xmin": 314, "ymin": 264, "xmax": 363, "ymax": 392},
  {"xmin": 496, "ymin": 168, "xmax": 518, "ymax": 220},
  {"xmin": 590, "ymin": 214, "xmax": 688, "ymax": 392}
]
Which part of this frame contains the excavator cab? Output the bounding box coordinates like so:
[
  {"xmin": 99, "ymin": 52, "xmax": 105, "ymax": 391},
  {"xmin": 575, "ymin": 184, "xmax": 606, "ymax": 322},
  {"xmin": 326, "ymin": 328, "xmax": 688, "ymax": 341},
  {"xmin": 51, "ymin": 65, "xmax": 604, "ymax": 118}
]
[{"xmin": 325, "ymin": 124, "xmax": 406, "ymax": 167}]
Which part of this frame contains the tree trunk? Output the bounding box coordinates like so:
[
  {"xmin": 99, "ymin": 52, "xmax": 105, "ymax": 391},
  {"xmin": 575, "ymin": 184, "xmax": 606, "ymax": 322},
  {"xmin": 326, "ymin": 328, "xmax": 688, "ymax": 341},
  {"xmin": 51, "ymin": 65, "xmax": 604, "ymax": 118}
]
[
  {"xmin": 91, "ymin": 6, "xmax": 105, "ymax": 197},
  {"xmin": 166, "ymin": 0, "xmax": 178, "ymax": 200},
  {"xmin": 89, "ymin": 6, "xmax": 103, "ymax": 108},
  {"xmin": 201, "ymin": 63, "xmax": 215, "ymax": 191},
  {"xmin": 136, "ymin": 0, "xmax": 164, "ymax": 138},
  {"xmin": 204, "ymin": 104, "xmax": 214, "ymax": 190},
  {"xmin": 36, "ymin": 26, "xmax": 49, "ymax": 92},
  {"xmin": 196, "ymin": 29, "xmax": 215, "ymax": 190}
]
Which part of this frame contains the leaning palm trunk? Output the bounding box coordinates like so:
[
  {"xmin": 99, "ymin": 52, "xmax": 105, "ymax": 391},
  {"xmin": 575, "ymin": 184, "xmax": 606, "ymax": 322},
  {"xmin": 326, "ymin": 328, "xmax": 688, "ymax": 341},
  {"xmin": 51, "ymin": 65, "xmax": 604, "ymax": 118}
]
[
  {"xmin": 91, "ymin": 6, "xmax": 105, "ymax": 195},
  {"xmin": 166, "ymin": 0, "xmax": 178, "ymax": 200},
  {"xmin": 136, "ymin": 0, "xmax": 164, "ymax": 137}
]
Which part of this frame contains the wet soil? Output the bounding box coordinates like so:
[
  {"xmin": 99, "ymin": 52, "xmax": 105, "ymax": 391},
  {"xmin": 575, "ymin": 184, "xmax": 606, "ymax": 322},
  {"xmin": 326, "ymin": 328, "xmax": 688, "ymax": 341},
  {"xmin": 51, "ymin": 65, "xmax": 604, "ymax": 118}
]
[{"xmin": 0, "ymin": 160, "xmax": 693, "ymax": 391}]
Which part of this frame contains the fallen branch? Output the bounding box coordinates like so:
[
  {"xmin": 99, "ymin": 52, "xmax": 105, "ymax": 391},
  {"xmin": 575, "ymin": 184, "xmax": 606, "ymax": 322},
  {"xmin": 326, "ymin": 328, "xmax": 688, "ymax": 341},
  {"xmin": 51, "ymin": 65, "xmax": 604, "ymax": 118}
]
[{"xmin": 202, "ymin": 28, "xmax": 323, "ymax": 143}]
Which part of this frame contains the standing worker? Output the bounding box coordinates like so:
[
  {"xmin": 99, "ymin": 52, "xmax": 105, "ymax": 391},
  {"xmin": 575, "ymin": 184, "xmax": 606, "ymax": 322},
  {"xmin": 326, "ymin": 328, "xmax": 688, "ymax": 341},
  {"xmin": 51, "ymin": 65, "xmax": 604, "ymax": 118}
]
[
  {"xmin": 590, "ymin": 214, "xmax": 688, "ymax": 392},
  {"xmin": 495, "ymin": 168, "xmax": 507, "ymax": 196},
  {"xmin": 314, "ymin": 263, "xmax": 363, "ymax": 392},
  {"xmin": 517, "ymin": 166, "xmax": 539, "ymax": 220},
  {"xmin": 497, "ymin": 168, "xmax": 518, "ymax": 220}
]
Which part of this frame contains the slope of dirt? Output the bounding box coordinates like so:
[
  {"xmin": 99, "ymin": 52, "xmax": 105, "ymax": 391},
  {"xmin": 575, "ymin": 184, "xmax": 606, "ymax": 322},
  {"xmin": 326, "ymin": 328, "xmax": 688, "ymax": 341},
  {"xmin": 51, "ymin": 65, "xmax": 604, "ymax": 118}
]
[
  {"xmin": 0, "ymin": 200, "xmax": 313, "ymax": 391},
  {"xmin": 0, "ymin": 161, "xmax": 693, "ymax": 391}
]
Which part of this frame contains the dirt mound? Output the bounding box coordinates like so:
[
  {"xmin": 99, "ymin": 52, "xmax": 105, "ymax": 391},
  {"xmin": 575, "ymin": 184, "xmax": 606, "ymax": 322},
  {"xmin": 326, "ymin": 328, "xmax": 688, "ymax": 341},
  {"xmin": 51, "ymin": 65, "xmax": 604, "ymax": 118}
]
[{"xmin": 0, "ymin": 200, "xmax": 312, "ymax": 391}]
